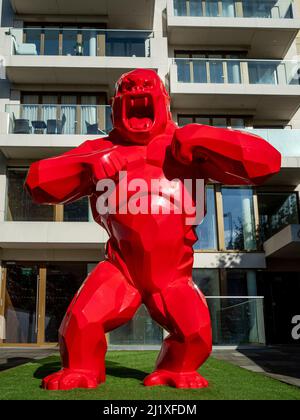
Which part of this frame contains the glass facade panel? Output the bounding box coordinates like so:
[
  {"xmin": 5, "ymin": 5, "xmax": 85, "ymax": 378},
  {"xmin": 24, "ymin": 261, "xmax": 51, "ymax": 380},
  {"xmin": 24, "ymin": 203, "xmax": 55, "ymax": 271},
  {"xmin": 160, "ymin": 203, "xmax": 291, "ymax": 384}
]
[
  {"xmin": 45, "ymin": 263, "xmax": 87, "ymax": 343},
  {"xmin": 248, "ymin": 62, "xmax": 278, "ymax": 85},
  {"xmin": 257, "ymin": 192, "xmax": 299, "ymax": 242},
  {"xmin": 6, "ymin": 169, "xmax": 54, "ymax": 222},
  {"xmin": 62, "ymin": 29, "xmax": 78, "ymax": 56},
  {"xmin": 4, "ymin": 264, "xmax": 38, "ymax": 343},
  {"xmin": 194, "ymin": 186, "xmax": 218, "ymax": 250},
  {"xmin": 64, "ymin": 197, "xmax": 90, "ymax": 222},
  {"xmin": 44, "ymin": 29, "xmax": 60, "ymax": 55},
  {"xmin": 222, "ymin": 187, "xmax": 256, "ymax": 251},
  {"xmin": 193, "ymin": 269, "xmax": 220, "ymax": 296},
  {"xmin": 109, "ymin": 305, "xmax": 163, "ymax": 345},
  {"xmin": 206, "ymin": 0, "xmax": 219, "ymax": 16}
]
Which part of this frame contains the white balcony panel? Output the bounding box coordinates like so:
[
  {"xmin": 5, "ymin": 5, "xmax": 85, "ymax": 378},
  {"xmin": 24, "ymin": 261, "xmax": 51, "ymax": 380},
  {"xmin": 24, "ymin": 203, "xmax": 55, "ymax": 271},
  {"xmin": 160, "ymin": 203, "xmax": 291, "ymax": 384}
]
[
  {"xmin": 264, "ymin": 224, "xmax": 300, "ymax": 258},
  {"xmin": 9, "ymin": 0, "xmax": 155, "ymax": 30},
  {"xmin": 0, "ymin": 134, "xmax": 103, "ymax": 160},
  {"xmin": 0, "ymin": 222, "xmax": 109, "ymax": 249},
  {"xmin": 5, "ymin": 56, "xmax": 157, "ymax": 92}
]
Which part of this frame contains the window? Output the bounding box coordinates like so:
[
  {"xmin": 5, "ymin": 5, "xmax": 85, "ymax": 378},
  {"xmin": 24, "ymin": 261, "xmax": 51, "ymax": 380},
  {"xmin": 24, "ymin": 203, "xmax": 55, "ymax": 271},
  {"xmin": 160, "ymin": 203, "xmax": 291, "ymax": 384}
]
[
  {"xmin": 45, "ymin": 263, "xmax": 88, "ymax": 342},
  {"xmin": 6, "ymin": 168, "xmax": 55, "ymax": 222},
  {"xmin": 178, "ymin": 115, "xmax": 249, "ymax": 128},
  {"xmin": 257, "ymin": 191, "xmax": 299, "ymax": 242},
  {"xmin": 175, "ymin": 51, "xmax": 245, "ymax": 84},
  {"xmin": 222, "ymin": 187, "xmax": 256, "ymax": 251},
  {"xmin": 6, "ymin": 168, "xmax": 90, "ymax": 222},
  {"xmin": 194, "ymin": 185, "xmax": 218, "ymax": 250},
  {"xmin": 64, "ymin": 198, "xmax": 90, "ymax": 222},
  {"xmin": 23, "ymin": 25, "xmax": 151, "ymax": 58},
  {"xmin": 17, "ymin": 93, "xmax": 110, "ymax": 135}
]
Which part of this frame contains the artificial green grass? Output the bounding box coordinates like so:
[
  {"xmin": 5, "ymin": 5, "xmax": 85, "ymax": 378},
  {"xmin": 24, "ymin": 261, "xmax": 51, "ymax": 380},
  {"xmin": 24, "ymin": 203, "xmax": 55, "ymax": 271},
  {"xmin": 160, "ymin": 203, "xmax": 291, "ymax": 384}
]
[{"xmin": 0, "ymin": 351, "xmax": 300, "ymax": 400}]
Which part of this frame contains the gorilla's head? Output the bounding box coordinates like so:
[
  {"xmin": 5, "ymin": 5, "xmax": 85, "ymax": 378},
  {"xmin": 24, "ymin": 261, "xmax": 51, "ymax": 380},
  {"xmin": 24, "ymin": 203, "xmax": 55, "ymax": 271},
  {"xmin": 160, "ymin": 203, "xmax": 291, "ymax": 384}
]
[{"xmin": 112, "ymin": 69, "xmax": 171, "ymax": 144}]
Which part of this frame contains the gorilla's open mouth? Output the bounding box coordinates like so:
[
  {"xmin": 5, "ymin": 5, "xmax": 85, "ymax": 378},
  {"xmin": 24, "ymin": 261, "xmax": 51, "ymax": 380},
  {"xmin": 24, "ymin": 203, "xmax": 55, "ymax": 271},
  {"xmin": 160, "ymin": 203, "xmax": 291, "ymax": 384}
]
[{"xmin": 124, "ymin": 94, "xmax": 155, "ymax": 131}]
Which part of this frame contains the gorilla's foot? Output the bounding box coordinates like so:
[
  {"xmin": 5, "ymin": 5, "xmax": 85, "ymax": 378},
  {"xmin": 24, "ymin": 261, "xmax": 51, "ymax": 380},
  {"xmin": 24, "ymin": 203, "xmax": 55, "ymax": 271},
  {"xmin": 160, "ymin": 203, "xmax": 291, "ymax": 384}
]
[
  {"xmin": 42, "ymin": 368, "xmax": 103, "ymax": 391},
  {"xmin": 144, "ymin": 370, "xmax": 209, "ymax": 389}
]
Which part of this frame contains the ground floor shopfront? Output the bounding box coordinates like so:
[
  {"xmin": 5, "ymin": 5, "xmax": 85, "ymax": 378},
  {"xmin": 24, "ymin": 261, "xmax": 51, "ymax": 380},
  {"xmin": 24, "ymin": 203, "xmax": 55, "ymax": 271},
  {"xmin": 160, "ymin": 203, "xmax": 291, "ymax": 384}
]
[{"xmin": 1, "ymin": 261, "xmax": 298, "ymax": 347}]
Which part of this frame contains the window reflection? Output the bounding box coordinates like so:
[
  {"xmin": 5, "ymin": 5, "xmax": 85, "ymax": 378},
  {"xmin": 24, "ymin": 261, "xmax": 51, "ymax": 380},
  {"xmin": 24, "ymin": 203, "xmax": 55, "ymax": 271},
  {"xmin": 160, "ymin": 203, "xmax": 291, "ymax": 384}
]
[
  {"xmin": 222, "ymin": 187, "xmax": 256, "ymax": 250},
  {"xmin": 194, "ymin": 186, "xmax": 218, "ymax": 250}
]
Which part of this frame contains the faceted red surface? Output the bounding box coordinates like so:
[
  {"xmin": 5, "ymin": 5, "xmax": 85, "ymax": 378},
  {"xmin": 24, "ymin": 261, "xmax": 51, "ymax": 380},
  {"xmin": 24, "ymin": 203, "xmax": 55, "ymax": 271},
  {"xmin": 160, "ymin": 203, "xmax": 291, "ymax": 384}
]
[{"xmin": 26, "ymin": 69, "xmax": 281, "ymax": 390}]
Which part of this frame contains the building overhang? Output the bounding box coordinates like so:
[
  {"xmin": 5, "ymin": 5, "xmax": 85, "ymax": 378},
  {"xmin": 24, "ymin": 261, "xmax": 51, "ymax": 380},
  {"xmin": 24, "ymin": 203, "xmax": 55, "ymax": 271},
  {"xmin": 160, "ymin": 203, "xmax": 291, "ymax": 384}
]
[
  {"xmin": 264, "ymin": 224, "xmax": 300, "ymax": 258},
  {"xmin": 264, "ymin": 157, "xmax": 300, "ymax": 186},
  {"xmin": 9, "ymin": 0, "xmax": 155, "ymax": 30},
  {"xmin": 0, "ymin": 222, "xmax": 109, "ymax": 249},
  {"xmin": 0, "ymin": 134, "xmax": 104, "ymax": 160},
  {"xmin": 5, "ymin": 56, "xmax": 158, "ymax": 96},
  {"xmin": 167, "ymin": 16, "xmax": 300, "ymax": 59}
]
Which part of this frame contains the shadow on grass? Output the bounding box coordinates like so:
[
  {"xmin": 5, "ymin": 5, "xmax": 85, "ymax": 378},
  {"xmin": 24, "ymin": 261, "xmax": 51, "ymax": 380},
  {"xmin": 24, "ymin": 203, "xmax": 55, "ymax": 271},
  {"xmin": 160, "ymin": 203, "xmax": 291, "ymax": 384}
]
[
  {"xmin": 33, "ymin": 359, "xmax": 148, "ymax": 382},
  {"xmin": 0, "ymin": 358, "xmax": 34, "ymax": 372}
]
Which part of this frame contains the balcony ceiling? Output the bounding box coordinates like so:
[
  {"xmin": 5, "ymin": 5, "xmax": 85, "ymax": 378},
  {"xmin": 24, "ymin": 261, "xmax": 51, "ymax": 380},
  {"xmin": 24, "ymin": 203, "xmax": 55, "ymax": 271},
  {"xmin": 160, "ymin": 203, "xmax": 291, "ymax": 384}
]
[
  {"xmin": 167, "ymin": 19, "xmax": 300, "ymax": 59},
  {"xmin": 9, "ymin": 0, "xmax": 155, "ymax": 30}
]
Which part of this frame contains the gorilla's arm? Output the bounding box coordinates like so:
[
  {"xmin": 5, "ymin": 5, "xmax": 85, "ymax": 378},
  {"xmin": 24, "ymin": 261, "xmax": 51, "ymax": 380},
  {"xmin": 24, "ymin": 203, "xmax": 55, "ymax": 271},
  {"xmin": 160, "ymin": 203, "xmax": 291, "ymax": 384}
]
[
  {"xmin": 25, "ymin": 137, "xmax": 121, "ymax": 205},
  {"xmin": 172, "ymin": 124, "xmax": 281, "ymax": 185}
]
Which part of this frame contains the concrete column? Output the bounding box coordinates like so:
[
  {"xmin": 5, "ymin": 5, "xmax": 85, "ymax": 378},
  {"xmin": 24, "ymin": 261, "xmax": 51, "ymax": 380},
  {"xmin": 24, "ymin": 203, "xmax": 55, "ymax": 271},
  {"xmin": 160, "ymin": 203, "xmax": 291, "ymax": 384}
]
[
  {"xmin": 0, "ymin": 151, "xmax": 7, "ymax": 222},
  {"xmin": 242, "ymin": 195, "xmax": 255, "ymax": 250},
  {"xmin": 89, "ymin": 30, "xmax": 97, "ymax": 57}
]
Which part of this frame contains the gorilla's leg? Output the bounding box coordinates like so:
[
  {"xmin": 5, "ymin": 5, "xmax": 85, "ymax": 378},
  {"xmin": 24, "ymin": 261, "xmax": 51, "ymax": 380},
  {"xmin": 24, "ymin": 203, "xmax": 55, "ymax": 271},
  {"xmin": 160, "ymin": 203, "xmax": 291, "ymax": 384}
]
[
  {"xmin": 42, "ymin": 261, "xmax": 141, "ymax": 391},
  {"xmin": 144, "ymin": 279, "xmax": 212, "ymax": 389}
]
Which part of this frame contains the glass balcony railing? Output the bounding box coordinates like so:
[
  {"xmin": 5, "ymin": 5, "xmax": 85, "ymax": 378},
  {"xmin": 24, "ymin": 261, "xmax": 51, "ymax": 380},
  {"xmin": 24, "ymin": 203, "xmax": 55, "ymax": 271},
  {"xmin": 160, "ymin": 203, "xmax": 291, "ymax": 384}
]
[
  {"xmin": 5, "ymin": 104, "xmax": 112, "ymax": 135},
  {"xmin": 108, "ymin": 297, "xmax": 265, "ymax": 346},
  {"xmin": 207, "ymin": 297, "xmax": 265, "ymax": 345},
  {"xmin": 18, "ymin": 28, "xmax": 153, "ymax": 57},
  {"xmin": 174, "ymin": 58, "xmax": 300, "ymax": 86},
  {"xmin": 173, "ymin": 0, "xmax": 294, "ymax": 19},
  {"xmin": 244, "ymin": 128, "xmax": 300, "ymax": 156}
]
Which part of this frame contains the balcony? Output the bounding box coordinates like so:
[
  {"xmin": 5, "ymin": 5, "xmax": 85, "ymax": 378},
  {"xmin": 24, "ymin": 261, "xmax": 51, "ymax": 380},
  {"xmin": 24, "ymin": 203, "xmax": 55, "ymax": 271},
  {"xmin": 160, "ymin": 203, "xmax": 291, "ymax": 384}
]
[
  {"xmin": 0, "ymin": 104, "xmax": 112, "ymax": 159},
  {"xmin": 4, "ymin": 28, "xmax": 158, "ymax": 88},
  {"xmin": 170, "ymin": 58, "xmax": 300, "ymax": 121},
  {"xmin": 9, "ymin": 0, "xmax": 155, "ymax": 30},
  {"xmin": 264, "ymin": 224, "xmax": 300, "ymax": 259},
  {"xmin": 167, "ymin": 0, "xmax": 300, "ymax": 58}
]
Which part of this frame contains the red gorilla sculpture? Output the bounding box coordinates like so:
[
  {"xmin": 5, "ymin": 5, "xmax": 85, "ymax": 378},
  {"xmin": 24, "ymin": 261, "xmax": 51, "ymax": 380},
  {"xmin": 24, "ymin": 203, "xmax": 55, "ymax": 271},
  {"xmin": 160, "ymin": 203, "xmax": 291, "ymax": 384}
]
[{"xmin": 26, "ymin": 69, "xmax": 281, "ymax": 391}]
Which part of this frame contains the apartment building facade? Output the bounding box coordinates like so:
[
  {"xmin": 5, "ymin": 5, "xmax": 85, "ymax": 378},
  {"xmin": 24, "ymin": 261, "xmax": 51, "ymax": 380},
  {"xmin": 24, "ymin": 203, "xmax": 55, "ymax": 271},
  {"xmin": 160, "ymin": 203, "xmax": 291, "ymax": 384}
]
[{"xmin": 0, "ymin": 0, "xmax": 300, "ymax": 348}]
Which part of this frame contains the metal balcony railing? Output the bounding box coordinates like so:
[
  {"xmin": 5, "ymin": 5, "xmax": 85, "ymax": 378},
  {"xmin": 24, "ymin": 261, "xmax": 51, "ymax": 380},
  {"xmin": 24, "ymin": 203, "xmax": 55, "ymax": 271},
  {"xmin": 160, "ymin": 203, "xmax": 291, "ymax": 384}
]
[
  {"xmin": 14, "ymin": 28, "xmax": 153, "ymax": 57},
  {"xmin": 5, "ymin": 104, "xmax": 112, "ymax": 135},
  {"xmin": 173, "ymin": 58, "xmax": 300, "ymax": 85},
  {"xmin": 173, "ymin": 0, "xmax": 294, "ymax": 19}
]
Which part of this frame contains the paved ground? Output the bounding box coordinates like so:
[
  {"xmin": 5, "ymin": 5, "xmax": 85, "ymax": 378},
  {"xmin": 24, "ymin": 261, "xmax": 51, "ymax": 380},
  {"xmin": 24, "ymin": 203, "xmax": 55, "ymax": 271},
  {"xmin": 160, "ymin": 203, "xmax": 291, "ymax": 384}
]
[
  {"xmin": 0, "ymin": 346, "xmax": 299, "ymax": 388},
  {"xmin": 214, "ymin": 346, "xmax": 300, "ymax": 388}
]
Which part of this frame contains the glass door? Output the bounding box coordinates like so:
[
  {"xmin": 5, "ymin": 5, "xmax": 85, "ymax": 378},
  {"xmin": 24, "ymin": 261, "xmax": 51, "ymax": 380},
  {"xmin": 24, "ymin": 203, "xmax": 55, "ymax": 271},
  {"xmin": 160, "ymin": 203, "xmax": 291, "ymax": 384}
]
[{"xmin": 4, "ymin": 264, "xmax": 39, "ymax": 344}]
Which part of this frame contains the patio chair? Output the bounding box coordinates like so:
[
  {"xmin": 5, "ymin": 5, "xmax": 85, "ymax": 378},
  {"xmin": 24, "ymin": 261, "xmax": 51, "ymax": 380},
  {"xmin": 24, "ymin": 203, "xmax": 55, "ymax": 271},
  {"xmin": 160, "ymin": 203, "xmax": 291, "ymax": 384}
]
[
  {"xmin": 47, "ymin": 114, "xmax": 66, "ymax": 134},
  {"xmin": 86, "ymin": 121, "xmax": 107, "ymax": 135},
  {"xmin": 12, "ymin": 114, "xmax": 31, "ymax": 134},
  {"xmin": 6, "ymin": 30, "xmax": 38, "ymax": 56}
]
